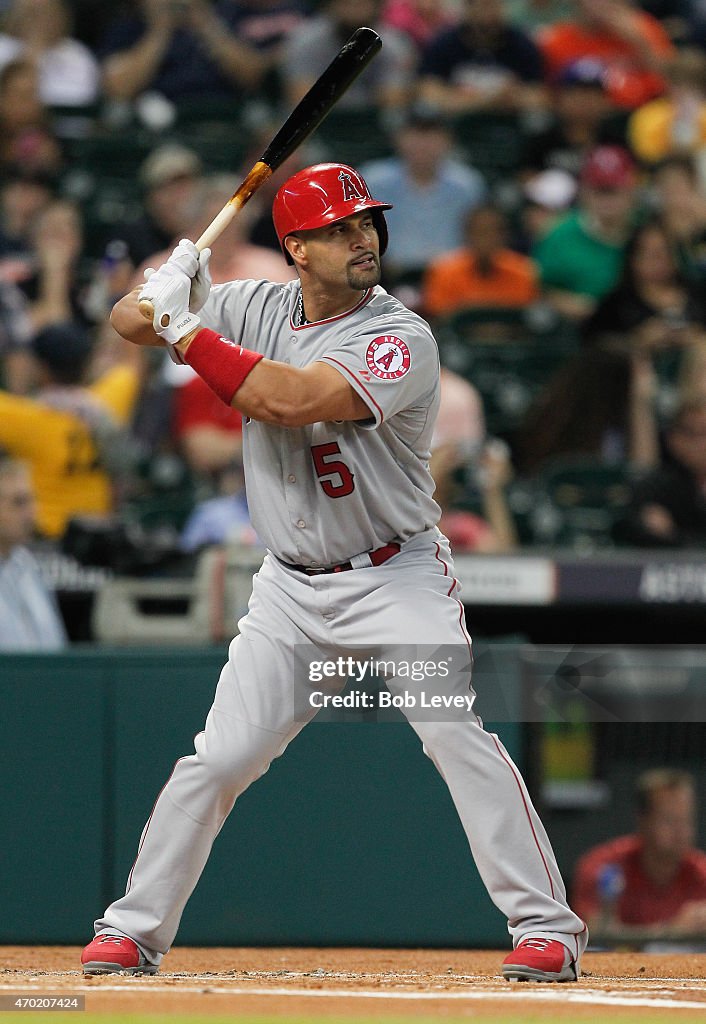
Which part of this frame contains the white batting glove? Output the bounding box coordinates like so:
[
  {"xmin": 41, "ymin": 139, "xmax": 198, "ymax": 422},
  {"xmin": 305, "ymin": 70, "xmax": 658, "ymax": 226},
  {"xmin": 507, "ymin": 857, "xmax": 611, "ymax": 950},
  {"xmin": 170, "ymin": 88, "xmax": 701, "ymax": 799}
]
[
  {"xmin": 143, "ymin": 240, "xmax": 212, "ymax": 312},
  {"xmin": 189, "ymin": 247, "xmax": 212, "ymax": 312},
  {"xmin": 139, "ymin": 264, "xmax": 200, "ymax": 345},
  {"xmin": 166, "ymin": 238, "xmax": 200, "ymax": 278},
  {"xmin": 140, "ymin": 260, "xmax": 190, "ymax": 302}
]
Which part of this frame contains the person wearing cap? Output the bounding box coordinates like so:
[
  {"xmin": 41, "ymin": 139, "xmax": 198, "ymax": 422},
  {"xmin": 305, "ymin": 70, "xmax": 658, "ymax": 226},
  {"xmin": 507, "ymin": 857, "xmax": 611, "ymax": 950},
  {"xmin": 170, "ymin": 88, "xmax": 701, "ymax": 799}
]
[
  {"xmin": 628, "ymin": 47, "xmax": 706, "ymax": 165},
  {"xmin": 522, "ymin": 58, "xmax": 617, "ymax": 183},
  {"xmin": 361, "ymin": 104, "xmax": 486, "ymax": 289},
  {"xmin": 519, "ymin": 168, "xmax": 577, "ymax": 250},
  {"xmin": 115, "ymin": 144, "xmax": 204, "ymax": 270},
  {"xmin": 533, "ymin": 144, "xmax": 641, "ymax": 321},
  {"xmin": 0, "ymin": 321, "xmax": 140, "ymax": 537},
  {"xmin": 539, "ymin": 0, "xmax": 674, "ymax": 111}
]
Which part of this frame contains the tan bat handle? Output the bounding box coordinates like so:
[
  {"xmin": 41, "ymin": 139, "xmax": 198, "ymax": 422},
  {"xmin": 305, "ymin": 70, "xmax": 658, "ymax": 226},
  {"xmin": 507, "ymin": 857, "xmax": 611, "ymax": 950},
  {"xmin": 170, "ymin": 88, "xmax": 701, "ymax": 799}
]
[{"xmin": 138, "ymin": 161, "xmax": 273, "ymax": 323}]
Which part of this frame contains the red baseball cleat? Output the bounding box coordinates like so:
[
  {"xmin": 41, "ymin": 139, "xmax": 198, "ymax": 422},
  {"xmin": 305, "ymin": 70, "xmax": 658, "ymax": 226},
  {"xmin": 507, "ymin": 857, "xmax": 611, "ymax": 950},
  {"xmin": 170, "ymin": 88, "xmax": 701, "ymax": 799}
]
[
  {"xmin": 81, "ymin": 934, "xmax": 158, "ymax": 975},
  {"xmin": 502, "ymin": 937, "xmax": 578, "ymax": 982}
]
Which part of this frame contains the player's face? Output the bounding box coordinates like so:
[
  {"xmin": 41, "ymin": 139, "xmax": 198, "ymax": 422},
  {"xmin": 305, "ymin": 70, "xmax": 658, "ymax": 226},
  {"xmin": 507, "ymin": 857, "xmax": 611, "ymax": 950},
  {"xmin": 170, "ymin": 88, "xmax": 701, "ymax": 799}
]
[{"xmin": 298, "ymin": 211, "xmax": 382, "ymax": 293}]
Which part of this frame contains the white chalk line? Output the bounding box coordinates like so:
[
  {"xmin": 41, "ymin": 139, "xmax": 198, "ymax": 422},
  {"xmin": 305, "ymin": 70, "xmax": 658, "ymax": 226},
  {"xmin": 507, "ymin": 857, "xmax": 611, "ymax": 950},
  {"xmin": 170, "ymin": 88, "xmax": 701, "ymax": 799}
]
[
  {"xmin": 5, "ymin": 970, "xmax": 706, "ymax": 985},
  {"xmin": 1, "ymin": 982, "xmax": 706, "ymax": 1010}
]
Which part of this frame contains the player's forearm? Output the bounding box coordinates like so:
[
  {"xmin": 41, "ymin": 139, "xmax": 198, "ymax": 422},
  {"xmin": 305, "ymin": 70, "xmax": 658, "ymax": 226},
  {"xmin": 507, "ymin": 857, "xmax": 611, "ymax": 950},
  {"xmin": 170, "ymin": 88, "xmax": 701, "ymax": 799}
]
[
  {"xmin": 175, "ymin": 330, "xmax": 367, "ymax": 427},
  {"xmin": 233, "ymin": 362, "xmax": 323, "ymax": 426},
  {"xmin": 111, "ymin": 288, "xmax": 162, "ymax": 347}
]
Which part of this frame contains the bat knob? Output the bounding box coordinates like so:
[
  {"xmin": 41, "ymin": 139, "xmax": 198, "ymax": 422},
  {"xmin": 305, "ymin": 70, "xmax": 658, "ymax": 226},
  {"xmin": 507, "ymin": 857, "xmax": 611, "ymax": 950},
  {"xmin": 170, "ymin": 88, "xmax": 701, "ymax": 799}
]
[{"xmin": 138, "ymin": 298, "xmax": 155, "ymax": 321}]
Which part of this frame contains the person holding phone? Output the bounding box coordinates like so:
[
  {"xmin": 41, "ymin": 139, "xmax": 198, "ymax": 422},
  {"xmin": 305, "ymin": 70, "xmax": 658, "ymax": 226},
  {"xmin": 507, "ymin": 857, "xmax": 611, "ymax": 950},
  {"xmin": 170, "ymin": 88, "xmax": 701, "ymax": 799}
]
[{"xmin": 583, "ymin": 217, "xmax": 706, "ymax": 354}]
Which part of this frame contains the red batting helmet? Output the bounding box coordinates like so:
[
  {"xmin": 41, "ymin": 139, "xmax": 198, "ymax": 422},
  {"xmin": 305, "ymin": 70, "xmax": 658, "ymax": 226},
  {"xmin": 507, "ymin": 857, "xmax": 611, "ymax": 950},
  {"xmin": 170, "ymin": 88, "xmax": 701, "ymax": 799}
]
[{"xmin": 272, "ymin": 163, "xmax": 392, "ymax": 263}]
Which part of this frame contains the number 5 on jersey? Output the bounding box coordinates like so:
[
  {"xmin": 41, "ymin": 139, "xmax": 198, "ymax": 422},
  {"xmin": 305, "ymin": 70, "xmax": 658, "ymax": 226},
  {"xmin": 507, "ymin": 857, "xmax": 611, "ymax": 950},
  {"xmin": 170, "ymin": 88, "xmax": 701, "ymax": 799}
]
[{"xmin": 311, "ymin": 442, "xmax": 355, "ymax": 498}]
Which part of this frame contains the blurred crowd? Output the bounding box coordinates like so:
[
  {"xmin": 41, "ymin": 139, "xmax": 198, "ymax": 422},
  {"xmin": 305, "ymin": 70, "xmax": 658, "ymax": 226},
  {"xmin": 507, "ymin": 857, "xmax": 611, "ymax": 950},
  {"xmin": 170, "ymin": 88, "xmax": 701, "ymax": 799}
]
[{"xmin": 6, "ymin": 0, "xmax": 706, "ymax": 644}]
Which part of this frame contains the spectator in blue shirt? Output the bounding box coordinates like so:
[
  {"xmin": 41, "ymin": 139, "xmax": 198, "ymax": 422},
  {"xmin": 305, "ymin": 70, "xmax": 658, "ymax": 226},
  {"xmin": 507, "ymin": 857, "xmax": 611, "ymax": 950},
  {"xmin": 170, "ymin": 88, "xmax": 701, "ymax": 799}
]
[{"xmin": 361, "ymin": 104, "xmax": 486, "ymax": 291}]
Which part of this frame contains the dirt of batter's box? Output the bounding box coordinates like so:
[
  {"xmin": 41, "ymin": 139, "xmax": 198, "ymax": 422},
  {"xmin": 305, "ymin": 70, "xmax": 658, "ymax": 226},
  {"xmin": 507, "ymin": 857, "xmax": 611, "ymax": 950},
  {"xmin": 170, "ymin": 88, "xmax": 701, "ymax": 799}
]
[
  {"xmin": 2, "ymin": 945, "xmax": 706, "ymax": 980},
  {"xmin": 3, "ymin": 945, "xmax": 706, "ymax": 1020}
]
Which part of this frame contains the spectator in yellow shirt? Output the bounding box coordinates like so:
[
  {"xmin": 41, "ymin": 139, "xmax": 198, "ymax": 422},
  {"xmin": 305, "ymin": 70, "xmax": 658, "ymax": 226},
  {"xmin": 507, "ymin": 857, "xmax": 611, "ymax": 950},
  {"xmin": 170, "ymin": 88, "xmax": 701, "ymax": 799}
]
[
  {"xmin": 629, "ymin": 48, "xmax": 706, "ymax": 165},
  {"xmin": 0, "ymin": 321, "xmax": 140, "ymax": 538}
]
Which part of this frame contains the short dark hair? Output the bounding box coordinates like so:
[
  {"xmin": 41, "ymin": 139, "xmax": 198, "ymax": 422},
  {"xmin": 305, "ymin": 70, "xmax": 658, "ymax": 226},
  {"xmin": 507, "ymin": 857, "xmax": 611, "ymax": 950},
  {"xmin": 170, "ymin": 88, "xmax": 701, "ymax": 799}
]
[
  {"xmin": 636, "ymin": 768, "xmax": 694, "ymax": 816},
  {"xmin": 31, "ymin": 321, "xmax": 93, "ymax": 385}
]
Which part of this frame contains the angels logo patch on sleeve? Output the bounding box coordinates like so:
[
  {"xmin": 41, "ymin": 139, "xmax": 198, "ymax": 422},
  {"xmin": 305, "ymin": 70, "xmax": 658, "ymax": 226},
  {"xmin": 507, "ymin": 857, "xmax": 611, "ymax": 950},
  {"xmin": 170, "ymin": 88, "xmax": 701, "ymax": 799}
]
[{"xmin": 366, "ymin": 336, "xmax": 411, "ymax": 380}]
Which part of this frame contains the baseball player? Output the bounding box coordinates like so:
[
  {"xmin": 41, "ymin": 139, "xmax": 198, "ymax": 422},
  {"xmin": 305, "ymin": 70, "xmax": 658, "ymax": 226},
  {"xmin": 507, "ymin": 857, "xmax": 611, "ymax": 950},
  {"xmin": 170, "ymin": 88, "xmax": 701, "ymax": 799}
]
[{"xmin": 81, "ymin": 163, "xmax": 587, "ymax": 982}]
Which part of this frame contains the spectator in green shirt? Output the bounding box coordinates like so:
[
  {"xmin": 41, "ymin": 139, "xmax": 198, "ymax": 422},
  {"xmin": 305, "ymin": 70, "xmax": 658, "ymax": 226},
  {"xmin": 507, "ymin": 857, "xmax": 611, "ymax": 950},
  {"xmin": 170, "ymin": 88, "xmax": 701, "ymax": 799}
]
[{"xmin": 533, "ymin": 145, "xmax": 641, "ymax": 322}]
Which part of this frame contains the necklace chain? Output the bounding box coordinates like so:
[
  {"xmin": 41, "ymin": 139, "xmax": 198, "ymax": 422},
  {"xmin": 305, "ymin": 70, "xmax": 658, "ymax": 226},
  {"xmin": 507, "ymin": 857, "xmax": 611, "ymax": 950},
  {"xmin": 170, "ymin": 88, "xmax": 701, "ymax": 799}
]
[{"xmin": 296, "ymin": 290, "xmax": 308, "ymax": 327}]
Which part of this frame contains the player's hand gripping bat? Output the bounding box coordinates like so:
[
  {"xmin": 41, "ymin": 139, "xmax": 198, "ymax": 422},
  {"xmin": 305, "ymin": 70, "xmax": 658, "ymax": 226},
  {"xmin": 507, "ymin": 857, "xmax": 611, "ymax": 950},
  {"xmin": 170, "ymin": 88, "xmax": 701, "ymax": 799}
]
[{"xmin": 138, "ymin": 26, "xmax": 383, "ymax": 324}]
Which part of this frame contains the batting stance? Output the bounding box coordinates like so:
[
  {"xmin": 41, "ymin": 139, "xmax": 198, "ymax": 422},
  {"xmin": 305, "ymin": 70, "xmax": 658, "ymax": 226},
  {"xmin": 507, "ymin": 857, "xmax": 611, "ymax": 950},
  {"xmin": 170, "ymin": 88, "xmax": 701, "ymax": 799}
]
[{"xmin": 82, "ymin": 163, "xmax": 587, "ymax": 982}]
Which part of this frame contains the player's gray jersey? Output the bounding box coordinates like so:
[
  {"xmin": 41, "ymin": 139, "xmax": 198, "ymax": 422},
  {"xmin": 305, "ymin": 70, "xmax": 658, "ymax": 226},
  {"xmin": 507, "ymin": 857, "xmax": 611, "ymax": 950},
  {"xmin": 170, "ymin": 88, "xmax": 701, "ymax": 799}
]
[{"xmin": 198, "ymin": 279, "xmax": 441, "ymax": 566}]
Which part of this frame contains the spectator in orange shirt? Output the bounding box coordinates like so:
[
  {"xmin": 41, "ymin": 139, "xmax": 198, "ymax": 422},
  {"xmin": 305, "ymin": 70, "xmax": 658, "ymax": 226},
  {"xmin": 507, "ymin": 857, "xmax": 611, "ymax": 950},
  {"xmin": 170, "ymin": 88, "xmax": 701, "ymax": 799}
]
[
  {"xmin": 572, "ymin": 768, "xmax": 706, "ymax": 943},
  {"xmin": 539, "ymin": 0, "xmax": 674, "ymax": 110},
  {"xmin": 422, "ymin": 204, "xmax": 539, "ymax": 319}
]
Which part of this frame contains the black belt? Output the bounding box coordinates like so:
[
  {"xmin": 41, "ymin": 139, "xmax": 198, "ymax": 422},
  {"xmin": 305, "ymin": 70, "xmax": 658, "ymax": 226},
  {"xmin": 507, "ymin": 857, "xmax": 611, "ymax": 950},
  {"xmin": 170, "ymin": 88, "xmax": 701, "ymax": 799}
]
[{"xmin": 280, "ymin": 542, "xmax": 401, "ymax": 576}]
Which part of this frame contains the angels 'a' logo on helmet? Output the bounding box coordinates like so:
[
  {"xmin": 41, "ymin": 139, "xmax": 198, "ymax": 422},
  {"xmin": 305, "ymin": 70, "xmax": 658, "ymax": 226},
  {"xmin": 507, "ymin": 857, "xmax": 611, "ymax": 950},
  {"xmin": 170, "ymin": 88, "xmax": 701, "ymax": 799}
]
[
  {"xmin": 366, "ymin": 337, "xmax": 411, "ymax": 380},
  {"xmin": 339, "ymin": 170, "xmax": 366, "ymax": 202}
]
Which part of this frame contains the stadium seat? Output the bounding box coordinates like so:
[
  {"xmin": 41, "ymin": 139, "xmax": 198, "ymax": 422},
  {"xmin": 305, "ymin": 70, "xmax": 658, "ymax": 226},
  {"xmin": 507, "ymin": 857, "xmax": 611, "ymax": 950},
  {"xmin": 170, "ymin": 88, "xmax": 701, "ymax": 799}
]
[
  {"xmin": 436, "ymin": 324, "xmax": 577, "ymax": 436},
  {"xmin": 311, "ymin": 106, "xmax": 394, "ymax": 165},
  {"xmin": 451, "ymin": 112, "xmax": 528, "ymax": 183},
  {"xmin": 518, "ymin": 458, "xmax": 634, "ymax": 550}
]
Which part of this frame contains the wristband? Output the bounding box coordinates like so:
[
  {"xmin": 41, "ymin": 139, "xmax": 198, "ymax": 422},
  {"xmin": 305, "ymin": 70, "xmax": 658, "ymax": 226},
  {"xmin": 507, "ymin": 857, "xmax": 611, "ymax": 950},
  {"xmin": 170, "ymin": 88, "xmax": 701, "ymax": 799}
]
[{"xmin": 182, "ymin": 328, "xmax": 264, "ymax": 406}]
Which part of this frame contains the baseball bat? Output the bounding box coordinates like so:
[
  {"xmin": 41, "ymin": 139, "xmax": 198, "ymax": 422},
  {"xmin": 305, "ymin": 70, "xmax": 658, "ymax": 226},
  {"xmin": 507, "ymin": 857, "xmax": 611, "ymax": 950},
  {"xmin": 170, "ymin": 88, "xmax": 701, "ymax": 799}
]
[{"xmin": 139, "ymin": 25, "xmax": 383, "ymax": 323}]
